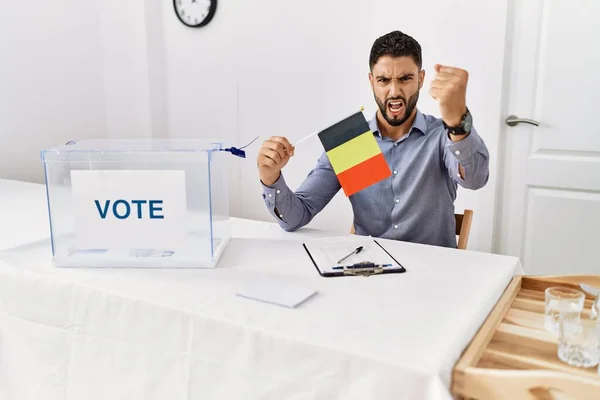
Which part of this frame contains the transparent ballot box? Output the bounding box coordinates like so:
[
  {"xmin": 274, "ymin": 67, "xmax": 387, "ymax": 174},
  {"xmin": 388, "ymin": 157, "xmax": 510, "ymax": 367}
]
[{"xmin": 40, "ymin": 139, "xmax": 231, "ymax": 268}]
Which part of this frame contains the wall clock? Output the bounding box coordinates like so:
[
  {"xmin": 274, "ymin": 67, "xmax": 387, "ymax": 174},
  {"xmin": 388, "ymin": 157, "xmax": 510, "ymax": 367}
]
[{"xmin": 173, "ymin": 0, "xmax": 217, "ymax": 28}]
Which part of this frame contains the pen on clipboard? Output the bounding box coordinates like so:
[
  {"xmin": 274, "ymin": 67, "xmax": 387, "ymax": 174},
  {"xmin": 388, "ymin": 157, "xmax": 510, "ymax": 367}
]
[
  {"xmin": 332, "ymin": 263, "xmax": 393, "ymax": 270},
  {"xmin": 337, "ymin": 246, "xmax": 363, "ymax": 264}
]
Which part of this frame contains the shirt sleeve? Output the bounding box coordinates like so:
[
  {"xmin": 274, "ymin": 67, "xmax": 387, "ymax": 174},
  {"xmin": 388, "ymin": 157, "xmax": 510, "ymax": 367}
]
[
  {"xmin": 442, "ymin": 125, "xmax": 490, "ymax": 190},
  {"xmin": 261, "ymin": 151, "xmax": 341, "ymax": 231}
]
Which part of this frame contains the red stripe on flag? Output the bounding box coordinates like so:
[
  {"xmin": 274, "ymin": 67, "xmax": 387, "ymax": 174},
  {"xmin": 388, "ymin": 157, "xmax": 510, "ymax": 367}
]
[{"xmin": 336, "ymin": 153, "xmax": 392, "ymax": 197}]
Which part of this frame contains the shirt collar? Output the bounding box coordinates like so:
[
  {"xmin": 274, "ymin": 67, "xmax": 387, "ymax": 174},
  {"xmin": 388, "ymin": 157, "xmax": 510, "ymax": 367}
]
[{"xmin": 369, "ymin": 109, "xmax": 428, "ymax": 139}]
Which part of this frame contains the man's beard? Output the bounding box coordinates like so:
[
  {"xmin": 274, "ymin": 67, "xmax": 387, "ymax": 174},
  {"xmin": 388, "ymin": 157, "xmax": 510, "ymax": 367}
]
[{"xmin": 375, "ymin": 89, "xmax": 419, "ymax": 127}]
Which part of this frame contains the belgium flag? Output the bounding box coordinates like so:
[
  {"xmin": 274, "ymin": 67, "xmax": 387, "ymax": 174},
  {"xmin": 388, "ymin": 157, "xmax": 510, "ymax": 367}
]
[{"xmin": 318, "ymin": 111, "xmax": 392, "ymax": 197}]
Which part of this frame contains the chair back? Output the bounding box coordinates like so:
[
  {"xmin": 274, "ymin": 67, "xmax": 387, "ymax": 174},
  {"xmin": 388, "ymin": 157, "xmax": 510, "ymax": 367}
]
[{"xmin": 455, "ymin": 209, "xmax": 473, "ymax": 250}]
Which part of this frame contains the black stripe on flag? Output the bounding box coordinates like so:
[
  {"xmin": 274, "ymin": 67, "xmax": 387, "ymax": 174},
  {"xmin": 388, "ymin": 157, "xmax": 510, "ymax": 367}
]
[{"xmin": 318, "ymin": 111, "xmax": 371, "ymax": 152}]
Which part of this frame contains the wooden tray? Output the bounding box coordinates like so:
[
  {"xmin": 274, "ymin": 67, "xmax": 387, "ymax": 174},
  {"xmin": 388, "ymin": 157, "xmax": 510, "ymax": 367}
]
[{"xmin": 452, "ymin": 275, "xmax": 600, "ymax": 400}]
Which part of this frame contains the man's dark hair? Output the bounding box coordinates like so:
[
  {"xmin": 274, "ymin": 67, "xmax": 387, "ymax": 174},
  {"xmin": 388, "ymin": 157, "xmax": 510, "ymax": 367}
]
[{"xmin": 369, "ymin": 30, "xmax": 422, "ymax": 70}]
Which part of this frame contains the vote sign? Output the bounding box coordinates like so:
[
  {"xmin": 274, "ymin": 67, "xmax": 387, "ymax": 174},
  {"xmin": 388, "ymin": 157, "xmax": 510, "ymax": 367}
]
[{"xmin": 71, "ymin": 170, "xmax": 187, "ymax": 249}]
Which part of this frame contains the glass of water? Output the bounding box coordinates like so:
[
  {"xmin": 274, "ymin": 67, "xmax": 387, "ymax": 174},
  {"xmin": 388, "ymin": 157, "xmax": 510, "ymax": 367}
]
[
  {"xmin": 558, "ymin": 316, "xmax": 600, "ymax": 368},
  {"xmin": 591, "ymin": 293, "xmax": 600, "ymax": 320},
  {"xmin": 545, "ymin": 286, "xmax": 585, "ymax": 333}
]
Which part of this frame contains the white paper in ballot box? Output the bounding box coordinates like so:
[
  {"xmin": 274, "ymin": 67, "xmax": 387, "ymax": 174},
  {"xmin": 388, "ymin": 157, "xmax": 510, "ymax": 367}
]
[{"xmin": 40, "ymin": 139, "xmax": 233, "ymax": 269}]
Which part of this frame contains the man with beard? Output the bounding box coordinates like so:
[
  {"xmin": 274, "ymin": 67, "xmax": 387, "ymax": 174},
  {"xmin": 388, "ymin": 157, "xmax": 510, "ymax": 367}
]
[{"xmin": 256, "ymin": 30, "xmax": 489, "ymax": 248}]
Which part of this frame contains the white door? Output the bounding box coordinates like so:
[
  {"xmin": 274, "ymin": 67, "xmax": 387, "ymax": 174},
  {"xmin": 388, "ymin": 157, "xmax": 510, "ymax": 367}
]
[{"xmin": 495, "ymin": 0, "xmax": 600, "ymax": 275}]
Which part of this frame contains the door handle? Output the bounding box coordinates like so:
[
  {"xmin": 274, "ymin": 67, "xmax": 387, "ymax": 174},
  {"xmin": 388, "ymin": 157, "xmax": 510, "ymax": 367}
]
[{"xmin": 505, "ymin": 115, "xmax": 540, "ymax": 127}]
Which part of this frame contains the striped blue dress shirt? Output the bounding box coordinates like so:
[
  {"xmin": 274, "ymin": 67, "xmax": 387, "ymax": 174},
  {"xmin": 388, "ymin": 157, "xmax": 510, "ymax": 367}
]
[{"xmin": 261, "ymin": 109, "xmax": 490, "ymax": 248}]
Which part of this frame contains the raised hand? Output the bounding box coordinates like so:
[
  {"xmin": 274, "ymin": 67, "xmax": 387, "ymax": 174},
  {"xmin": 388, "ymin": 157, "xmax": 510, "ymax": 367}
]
[{"xmin": 429, "ymin": 64, "xmax": 468, "ymax": 127}]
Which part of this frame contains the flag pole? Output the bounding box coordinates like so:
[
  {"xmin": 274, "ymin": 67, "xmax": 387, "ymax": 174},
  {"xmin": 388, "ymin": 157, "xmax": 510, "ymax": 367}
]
[{"xmin": 293, "ymin": 106, "xmax": 365, "ymax": 147}]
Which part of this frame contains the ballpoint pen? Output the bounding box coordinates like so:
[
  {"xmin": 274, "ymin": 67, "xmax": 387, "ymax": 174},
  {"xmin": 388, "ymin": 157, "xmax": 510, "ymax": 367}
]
[{"xmin": 337, "ymin": 246, "xmax": 363, "ymax": 264}]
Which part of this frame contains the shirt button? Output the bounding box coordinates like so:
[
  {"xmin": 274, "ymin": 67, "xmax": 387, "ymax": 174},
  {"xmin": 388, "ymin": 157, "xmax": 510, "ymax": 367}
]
[
  {"xmin": 279, "ymin": 214, "xmax": 283, "ymax": 218},
  {"xmin": 268, "ymin": 193, "xmax": 272, "ymax": 197},
  {"xmin": 393, "ymin": 170, "xmax": 398, "ymax": 175},
  {"xmin": 393, "ymin": 225, "xmax": 398, "ymax": 229},
  {"xmin": 393, "ymin": 143, "xmax": 398, "ymax": 147},
  {"xmin": 395, "ymin": 198, "xmax": 399, "ymax": 203},
  {"xmin": 276, "ymin": 190, "xmax": 281, "ymax": 194},
  {"xmin": 455, "ymin": 150, "xmax": 461, "ymax": 155}
]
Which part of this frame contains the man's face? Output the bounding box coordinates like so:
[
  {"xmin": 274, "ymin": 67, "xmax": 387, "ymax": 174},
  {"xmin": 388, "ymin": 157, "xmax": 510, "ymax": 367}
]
[{"xmin": 369, "ymin": 56, "xmax": 425, "ymax": 127}]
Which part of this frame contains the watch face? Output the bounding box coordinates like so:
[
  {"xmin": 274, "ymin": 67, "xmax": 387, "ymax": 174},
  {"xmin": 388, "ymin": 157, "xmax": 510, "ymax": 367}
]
[
  {"xmin": 463, "ymin": 111, "xmax": 473, "ymax": 132},
  {"xmin": 174, "ymin": 0, "xmax": 217, "ymax": 28}
]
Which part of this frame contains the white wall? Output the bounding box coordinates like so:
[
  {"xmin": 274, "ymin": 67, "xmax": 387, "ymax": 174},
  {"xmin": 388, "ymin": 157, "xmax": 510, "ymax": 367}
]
[
  {"xmin": 100, "ymin": 0, "xmax": 162, "ymax": 140},
  {"xmin": 0, "ymin": 1, "xmax": 107, "ymax": 183},
  {"xmin": 163, "ymin": 0, "xmax": 509, "ymax": 253},
  {"xmin": 0, "ymin": 0, "xmax": 164, "ymax": 184}
]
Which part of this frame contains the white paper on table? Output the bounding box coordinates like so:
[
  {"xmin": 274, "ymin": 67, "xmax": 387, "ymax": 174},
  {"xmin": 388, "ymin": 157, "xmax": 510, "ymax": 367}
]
[{"xmin": 235, "ymin": 277, "xmax": 318, "ymax": 308}]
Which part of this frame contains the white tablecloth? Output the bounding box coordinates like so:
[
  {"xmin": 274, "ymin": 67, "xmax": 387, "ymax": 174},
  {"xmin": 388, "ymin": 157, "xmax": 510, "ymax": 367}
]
[
  {"xmin": 0, "ymin": 216, "xmax": 524, "ymax": 400},
  {"xmin": 0, "ymin": 179, "xmax": 52, "ymax": 251}
]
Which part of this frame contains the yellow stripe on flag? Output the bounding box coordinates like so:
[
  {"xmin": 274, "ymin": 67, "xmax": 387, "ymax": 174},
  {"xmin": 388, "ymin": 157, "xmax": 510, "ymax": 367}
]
[{"xmin": 326, "ymin": 131, "xmax": 381, "ymax": 174}]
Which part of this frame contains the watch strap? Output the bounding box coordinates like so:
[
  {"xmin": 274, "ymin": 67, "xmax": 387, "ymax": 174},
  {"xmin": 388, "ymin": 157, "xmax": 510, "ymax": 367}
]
[{"xmin": 443, "ymin": 108, "xmax": 470, "ymax": 135}]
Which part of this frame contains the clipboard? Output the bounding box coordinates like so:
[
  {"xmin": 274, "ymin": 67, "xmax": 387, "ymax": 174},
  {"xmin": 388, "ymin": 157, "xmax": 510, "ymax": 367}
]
[{"xmin": 302, "ymin": 237, "xmax": 406, "ymax": 277}]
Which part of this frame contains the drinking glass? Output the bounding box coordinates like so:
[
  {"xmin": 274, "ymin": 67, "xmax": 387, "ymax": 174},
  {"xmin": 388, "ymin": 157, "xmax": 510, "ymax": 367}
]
[
  {"xmin": 558, "ymin": 316, "xmax": 600, "ymax": 368},
  {"xmin": 591, "ymin": 293, "xmax": 600, "ymax": 320},
  {"xmin": 544, "ymin": 287, "xmax": 585, "ymax": 333}
]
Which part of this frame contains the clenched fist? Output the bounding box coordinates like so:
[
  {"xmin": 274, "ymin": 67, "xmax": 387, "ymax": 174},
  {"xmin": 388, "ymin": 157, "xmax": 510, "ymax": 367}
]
[
  {"xmin": 429, "ymin": 64, "xmax": 468, "ymax": 127},
  {"xmin": 257, "ymin": 136, "xmax": 295, "ymax": 186}
]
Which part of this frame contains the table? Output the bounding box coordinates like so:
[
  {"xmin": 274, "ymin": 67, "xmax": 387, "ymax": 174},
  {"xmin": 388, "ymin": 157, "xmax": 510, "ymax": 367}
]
[
  {"xmin": 0, "ymin": 217, "xmax": 523, "ymax": 400},
  {"xmin": 0, "ymin": 178, "xmax": 52, "ymax": 251}
]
